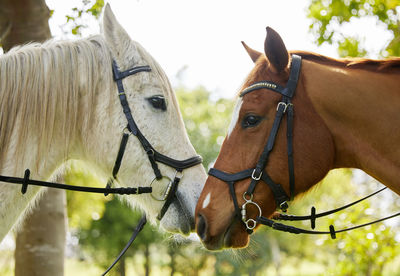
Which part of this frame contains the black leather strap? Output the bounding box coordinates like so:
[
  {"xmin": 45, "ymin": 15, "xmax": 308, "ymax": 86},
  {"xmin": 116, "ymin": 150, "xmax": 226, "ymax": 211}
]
[
  {"xmin": 102, "ymin": 215, "xmax": 147, "ymax": 276},
  {"xmin": 157, "ymin": 174, "xmax": 181, "ymax": 220},
  {"xmin": 112, "ymin": 132, "xmax": 130, "ymax": 178},
  {"xmin": 246, "ymin": 102, "xmax": 286, "ymax": 196},
  {"xmin": 112, "ymin": 63, "xmax": 151, "ymax": 81},
  {"xmin": 208, "ymin": 168, "xmax": 253, "ymax": 182},
  {"xmin": 286, "ymin": 102, "xmax": 295, "ymax": 200},
  {"xmin": 0, "ymin": 169, "xmax": 152, "ymax": 195},
  {"xmin": 285, "ymin": 55, "xmax": 302, "ymax": 98},
  {"xmin": 260, "ymin": 173, "xmax": 289, "ymax": 210},
  {"xmin": 275, "ymin": 187, "xmax": 388, "ymax": 226},
  {"xmin": 154, "ymin": 153, "xmax": 202, "ymax": 170},
  {"xmin": 258, "ymin": 210, "xmax": 400, "ymax": 240},
  {"xmin": 227, "ymin": 181, "xmax": 242, "ymax": 220}
]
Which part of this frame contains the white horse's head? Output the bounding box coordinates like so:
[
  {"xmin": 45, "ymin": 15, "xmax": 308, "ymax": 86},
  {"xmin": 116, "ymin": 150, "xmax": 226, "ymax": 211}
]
[
  {"xmin": 98, "ymin": 5, "xmax": 207, "ymax": 234},
  {"xmin": 0, "ymin": 4, "xmax": 205, "ymax": 241}
]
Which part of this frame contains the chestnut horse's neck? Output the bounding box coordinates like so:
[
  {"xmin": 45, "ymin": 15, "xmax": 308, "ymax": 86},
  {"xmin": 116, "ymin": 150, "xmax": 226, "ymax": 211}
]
[{"xmin": 302, "ymin": 58, "xmax": 400, "ymax": 194}]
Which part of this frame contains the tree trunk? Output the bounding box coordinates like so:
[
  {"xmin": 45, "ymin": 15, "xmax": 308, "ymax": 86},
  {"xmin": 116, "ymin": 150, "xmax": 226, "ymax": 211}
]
[
  {"xmin": 270, "ymin": 235, "xmax": 282, "ymax": 276},
  {"xmin": 0, "ymin": 0, "xmax": 51, "ymax": 51},
  {"xmin": 118, "ymin": 255, "xmax": 126, "ymax": 276},
  {"xmin": 14, "ymin": 188, "xmax": 67, "ymax": 276},
  {"xmin": 144, "ymin": 244, "xmax": 150, "ymax": 276},
  {"xmin": 0, "ymin": 1, "xmax": 67, "ymax": 275},
  {"xmin": 169, "ymin": 247, "xmax": 176, "ymax": 276}
]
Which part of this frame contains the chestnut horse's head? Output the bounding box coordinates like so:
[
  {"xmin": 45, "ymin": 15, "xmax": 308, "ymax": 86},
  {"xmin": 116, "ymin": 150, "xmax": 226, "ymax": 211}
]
[{"xmin": 195, "ymin": 27, "xmax": 335, "ymax": 250}]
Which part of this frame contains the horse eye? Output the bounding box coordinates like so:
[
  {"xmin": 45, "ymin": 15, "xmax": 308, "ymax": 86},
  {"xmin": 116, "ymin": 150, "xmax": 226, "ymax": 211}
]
[
  {"xmin": 242, "ymin": 114, "xmax": 262, "ymax": 128},
  {"xmin": 147, "ymin": 95, "xmax": 166, "ymax": 111}
]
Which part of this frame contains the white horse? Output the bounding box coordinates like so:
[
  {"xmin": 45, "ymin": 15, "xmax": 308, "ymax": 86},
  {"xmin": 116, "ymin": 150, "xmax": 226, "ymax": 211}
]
[{"xmin": 0, "ymin": 4, "xmax": 206, "ymax": 242}]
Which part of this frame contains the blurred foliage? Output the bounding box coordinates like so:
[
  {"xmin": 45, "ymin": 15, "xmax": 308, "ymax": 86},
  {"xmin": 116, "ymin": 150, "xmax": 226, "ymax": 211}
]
[
  {"xmin": 176, "ymin": 86, "xmax": 234, "ymax": 169},
  {"xmin": 65, "ymin": 162, "xmax": 106, "ymax": 229},
  {"xmin": 63, "ymin": 0, "xmax": 104, "ymax": 36},
  {"xmin": 308, "ymin": 0, "xmax": 400, "ymax": 57}
]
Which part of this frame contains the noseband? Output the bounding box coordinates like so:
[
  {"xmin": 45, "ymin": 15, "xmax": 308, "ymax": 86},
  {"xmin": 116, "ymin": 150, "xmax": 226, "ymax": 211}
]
[
  {"xmin": 208, "ymin": 54, "xmax": 400, "ymax": 238},
  {"xmin": 0, "ymin": 60, "xmax": 202, "ymax": 275}
]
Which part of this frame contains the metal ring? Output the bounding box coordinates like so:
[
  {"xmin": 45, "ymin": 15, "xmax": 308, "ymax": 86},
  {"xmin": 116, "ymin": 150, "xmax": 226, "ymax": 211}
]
[
  {"xmin": 245, "ymin": 219, "xmax": 257, "ymax": 230},
  {"xmin": 150, "ymin": 176, "xmax": 172, "ymax": 201},
  {"xmin": 243, "ymin": 192, "xmax": 253, "ymax": 201},
  {"xmin": 123, "ymin": 127, "xmax": 132, "ymax": 135}
]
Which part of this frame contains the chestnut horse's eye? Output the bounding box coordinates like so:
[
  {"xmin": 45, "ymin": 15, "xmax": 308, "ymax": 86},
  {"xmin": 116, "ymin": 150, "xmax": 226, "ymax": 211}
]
[
  {"xmin": 147, "ymin": 95, "xmax": 166, "ymax": 111},
  {"xmin": 242, "ymin": 114, "xmax": 262, "ymax": 128}
]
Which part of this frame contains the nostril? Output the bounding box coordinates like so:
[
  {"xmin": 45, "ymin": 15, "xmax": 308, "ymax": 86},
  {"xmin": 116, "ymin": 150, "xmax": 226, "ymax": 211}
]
[{"xmin": 196, "ymin": 214, "xmax": 208, "ymax": 241}]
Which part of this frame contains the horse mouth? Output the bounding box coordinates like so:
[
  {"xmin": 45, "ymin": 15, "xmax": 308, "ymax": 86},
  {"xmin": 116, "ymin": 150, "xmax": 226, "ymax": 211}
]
[
  {"xmin": 160, "ymin": 192, "xmax": 196, "ymax": 236},
  {"xmin": 223, "ymin": 219, "xmax": 249, "ymax": 249},
  {"xmin": 199, "ymin": 215, "xmax": 249, "ymax": 250}
]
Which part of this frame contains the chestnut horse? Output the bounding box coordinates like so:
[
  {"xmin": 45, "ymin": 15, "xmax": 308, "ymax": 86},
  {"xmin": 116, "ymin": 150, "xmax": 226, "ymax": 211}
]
[{"xmin": 195, "ymin": 27, "xmax": 400, "ymax": 250}]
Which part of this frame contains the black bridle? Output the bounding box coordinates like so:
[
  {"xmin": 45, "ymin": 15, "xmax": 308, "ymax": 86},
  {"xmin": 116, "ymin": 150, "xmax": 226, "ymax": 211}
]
[
  {"xmin": 0, "ymin": 60, "xmax": 202, "ymax": 275},
  {"xmin": 110, "ymin": 60, "xmax": 202, "ymax": 221},
  {"xmin": 208, "ymin": 54, "xmax": 400, "ymax": 238}
]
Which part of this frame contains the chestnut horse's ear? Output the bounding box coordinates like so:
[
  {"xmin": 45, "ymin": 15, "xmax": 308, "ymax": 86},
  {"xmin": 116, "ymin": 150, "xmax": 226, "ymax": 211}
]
[
  {"xmin": 264, "ymin": 27, "xmax": 289, "ymax": 73},
  {"xmin": 241, "ymin": 41, "xmax": 263, "ymax": 63}
]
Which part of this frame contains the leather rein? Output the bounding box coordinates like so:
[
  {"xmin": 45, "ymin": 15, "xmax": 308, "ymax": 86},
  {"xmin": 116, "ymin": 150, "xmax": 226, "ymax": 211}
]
[
  {"xmin": 0, "ymin": 60, "xmax": 202, "ymax": 275},
  {"xmin": 208, "ymin": 54, "xmax": 400, "ymax": 238}
]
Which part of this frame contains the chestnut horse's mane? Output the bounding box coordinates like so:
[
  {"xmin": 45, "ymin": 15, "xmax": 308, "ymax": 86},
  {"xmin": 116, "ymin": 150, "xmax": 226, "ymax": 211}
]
[{"xmin": 291, "ymin": 50, "xmax": 400, "ymax": 73}]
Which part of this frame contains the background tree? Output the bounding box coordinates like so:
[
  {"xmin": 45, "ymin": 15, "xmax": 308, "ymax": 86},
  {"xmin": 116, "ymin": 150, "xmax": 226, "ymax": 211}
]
[
  {"xmin": 308, "ymin": 0, "xmax": 400, "ymax": 57},
  {"xmin": 0, "ymin": 0, "xmax": 67, "ymax": 275},
  {"xmin": 306, "ymin": 1, "xmax": 400, "ymax": 274}
]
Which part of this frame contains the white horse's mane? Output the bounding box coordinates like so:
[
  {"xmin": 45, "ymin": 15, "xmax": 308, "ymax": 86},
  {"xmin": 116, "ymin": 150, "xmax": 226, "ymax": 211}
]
[{"xmin": 0, "ymin": 34, "xmax": 173, "ymax": 174}]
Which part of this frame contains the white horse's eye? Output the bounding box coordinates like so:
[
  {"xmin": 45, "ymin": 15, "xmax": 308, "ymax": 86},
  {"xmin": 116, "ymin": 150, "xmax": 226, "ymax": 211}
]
[{"xmin": 147, "ymin": 95, "xmax": 166, "ymax": 111}]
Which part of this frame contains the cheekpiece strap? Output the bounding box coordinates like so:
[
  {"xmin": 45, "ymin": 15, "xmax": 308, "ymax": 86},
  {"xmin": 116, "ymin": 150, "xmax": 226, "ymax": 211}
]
[{"xmin": 111, "ymin": 60, "xmax": 151, "ymax": 136}]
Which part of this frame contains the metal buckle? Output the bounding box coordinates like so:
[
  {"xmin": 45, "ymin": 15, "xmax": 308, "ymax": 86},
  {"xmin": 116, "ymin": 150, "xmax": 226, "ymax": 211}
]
[
  {"xmin": 276, "ymin": 102, "xmax": 293, "ymax": 113},
  {"xmin": 173, "ymin": 170, "xmax": 184, "ymax": 179},
  {"xmin": 279, "ymin": 201, "xmax": 289, "ymax": 212},
  {"xmin": 251, "ymin": 169, "xmax": 262, "ymax": 181},
  {"xmin": 146, "ymin": 149, "xmax": 155, "ymax": 156}
]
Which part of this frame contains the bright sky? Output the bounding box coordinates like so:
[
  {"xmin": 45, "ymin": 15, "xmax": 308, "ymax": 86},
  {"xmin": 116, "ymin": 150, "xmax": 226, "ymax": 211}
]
[{"xmin": 45, "ymin": 0, "xmax": 392, "ymax": 99}]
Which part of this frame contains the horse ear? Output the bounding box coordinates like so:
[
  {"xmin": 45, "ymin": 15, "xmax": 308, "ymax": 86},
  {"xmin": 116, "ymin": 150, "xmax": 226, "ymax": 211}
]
[
  {"xmin": 241, "ymin": 41, "xmax": 263, "ymax": 63},
  {"xmin": 264, "ymin": 27, "xmax": 289, "ymax": 73},
  {"xmin": 102, "ymin": 4, "xmax": 134, "ymax": 63}
]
